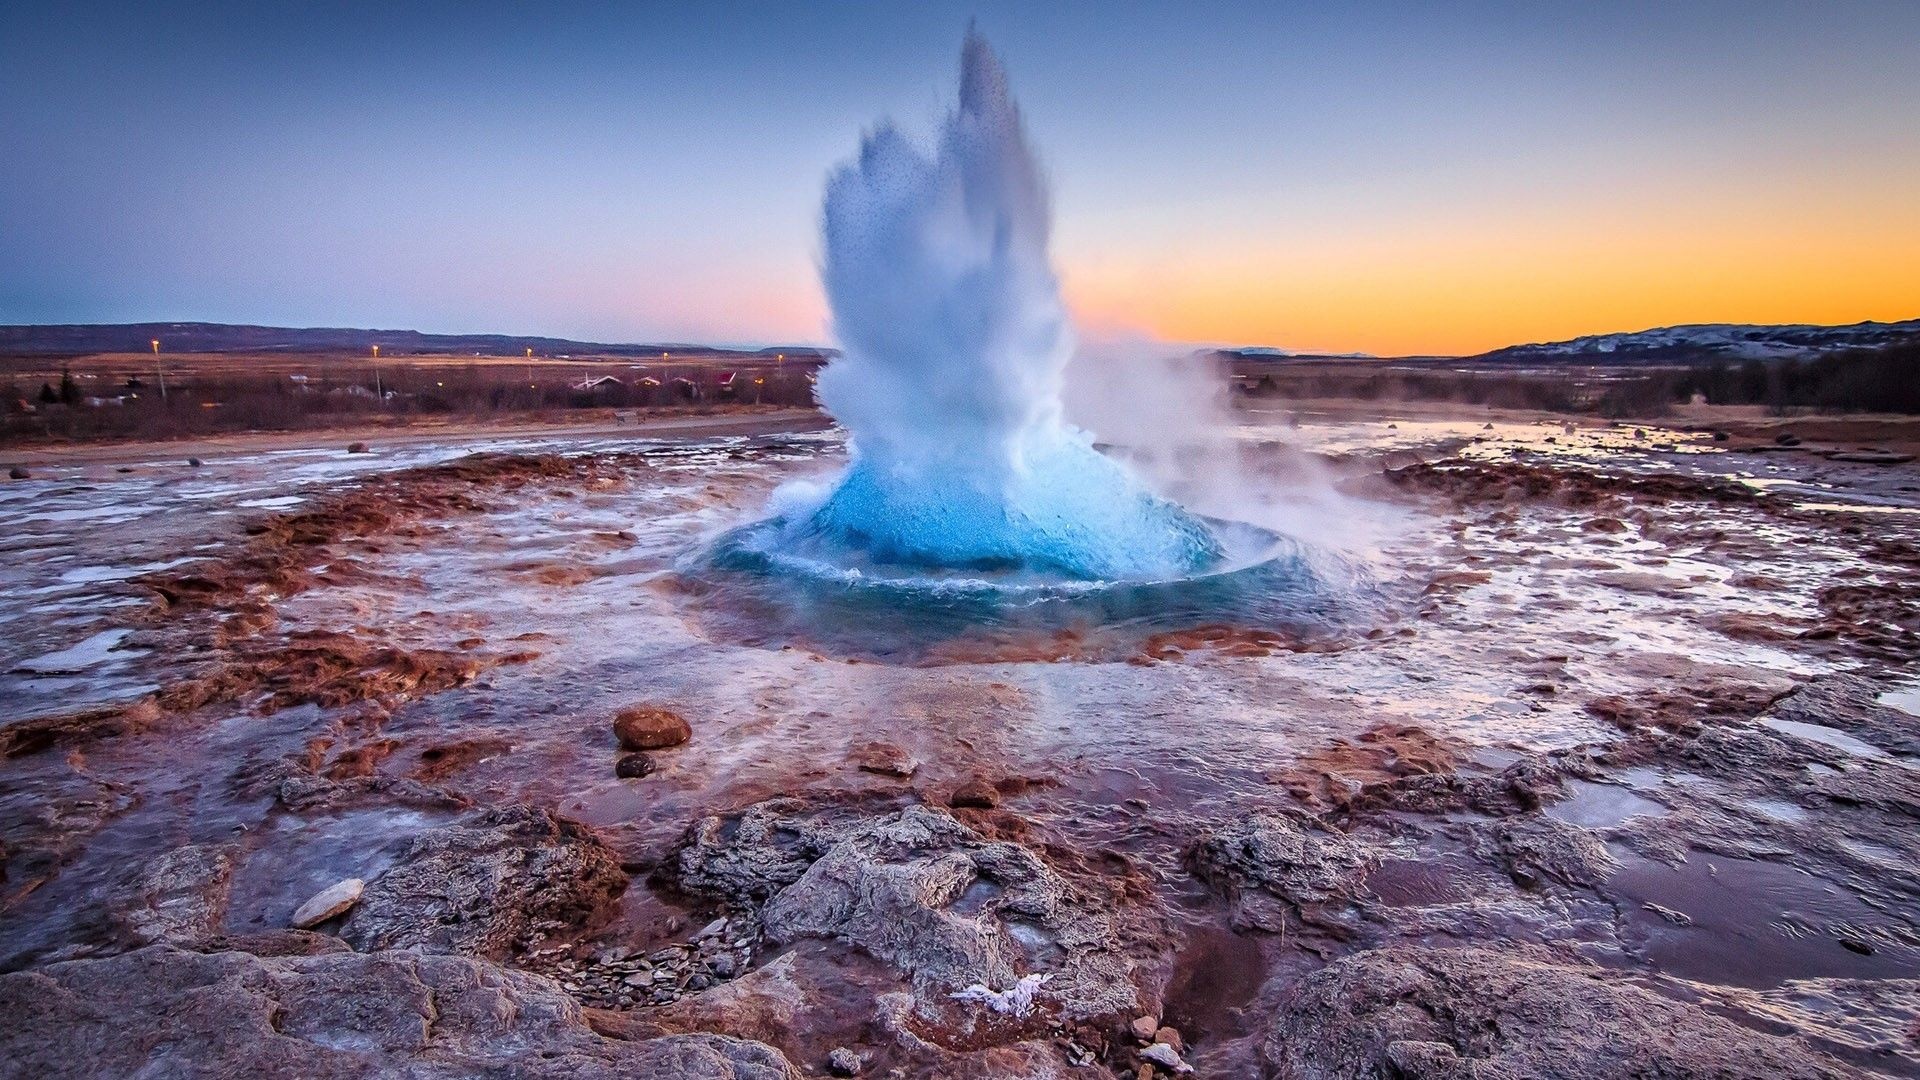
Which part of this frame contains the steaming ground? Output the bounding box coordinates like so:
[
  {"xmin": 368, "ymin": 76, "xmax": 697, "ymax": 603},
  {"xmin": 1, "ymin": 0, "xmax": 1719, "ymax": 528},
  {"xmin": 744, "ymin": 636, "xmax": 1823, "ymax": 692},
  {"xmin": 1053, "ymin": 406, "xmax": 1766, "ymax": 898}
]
[{"xmin": 3, "ymin": 412, "xmax": 1919, "ymax": 1077}]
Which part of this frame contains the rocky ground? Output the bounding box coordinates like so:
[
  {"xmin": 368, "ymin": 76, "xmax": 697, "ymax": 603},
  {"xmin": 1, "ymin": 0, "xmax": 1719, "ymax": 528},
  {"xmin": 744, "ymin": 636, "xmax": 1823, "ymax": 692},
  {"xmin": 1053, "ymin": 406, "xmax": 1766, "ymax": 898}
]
[{"xmin": 1, "ymin": 416, "xmax": 1917, "ymax": 1078}]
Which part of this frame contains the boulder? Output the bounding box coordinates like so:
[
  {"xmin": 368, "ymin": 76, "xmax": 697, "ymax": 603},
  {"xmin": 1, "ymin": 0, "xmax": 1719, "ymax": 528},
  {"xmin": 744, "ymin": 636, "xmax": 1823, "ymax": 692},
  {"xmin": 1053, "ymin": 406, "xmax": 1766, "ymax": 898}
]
[
  {"xmin": 614, "ymin": 706, "xmax": 692, "ymax": 751},
  {"xmin": 339, "ymin": 805, "xmax": 626, "ymax": 959},
  {"xmin": 0, "ymin": 944, "xmax": 799, "ymax": 1078}
]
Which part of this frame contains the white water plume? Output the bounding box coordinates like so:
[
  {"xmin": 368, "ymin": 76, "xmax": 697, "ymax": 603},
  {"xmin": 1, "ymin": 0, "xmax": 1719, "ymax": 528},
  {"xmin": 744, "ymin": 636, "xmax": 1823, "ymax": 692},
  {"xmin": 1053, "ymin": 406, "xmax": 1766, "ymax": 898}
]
[{"xmin": 791, "ymin": 32, "xmax": 1223, "ymax": 580}]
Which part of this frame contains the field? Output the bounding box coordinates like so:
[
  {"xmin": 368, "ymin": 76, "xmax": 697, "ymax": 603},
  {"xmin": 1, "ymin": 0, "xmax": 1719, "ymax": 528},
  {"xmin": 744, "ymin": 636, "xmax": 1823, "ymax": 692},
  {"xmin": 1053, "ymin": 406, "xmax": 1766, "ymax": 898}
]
[{"xmin": 0, "ymin": 349, "xmax": 822, "ymax": 446}]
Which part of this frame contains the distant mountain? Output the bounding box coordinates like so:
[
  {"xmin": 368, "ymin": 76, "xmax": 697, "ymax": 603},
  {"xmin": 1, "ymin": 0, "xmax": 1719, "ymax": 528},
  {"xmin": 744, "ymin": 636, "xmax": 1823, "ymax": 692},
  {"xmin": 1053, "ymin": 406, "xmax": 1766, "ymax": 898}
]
[
  {"xmin": 0, "ymin": 322, "xmax": 832, "ymax": 360},
  {"xmin": 1465, "ymin": 319, "xmax": 1920, "ymax": 366},
  {"xmin": 1217, "ymin": 347, "xmax": 1381, "ymax": 361}
]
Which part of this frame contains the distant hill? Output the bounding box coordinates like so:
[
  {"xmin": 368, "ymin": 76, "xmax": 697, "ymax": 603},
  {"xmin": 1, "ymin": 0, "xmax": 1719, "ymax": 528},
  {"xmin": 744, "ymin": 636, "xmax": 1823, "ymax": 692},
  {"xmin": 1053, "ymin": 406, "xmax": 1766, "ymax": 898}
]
[
  {"xmin": 1463, "ymin": 319, "xmax": 1920, "ymax": 366},
  {"xmin": 0, "ymin": 322, "xmax": 832, "ymax": 360}
]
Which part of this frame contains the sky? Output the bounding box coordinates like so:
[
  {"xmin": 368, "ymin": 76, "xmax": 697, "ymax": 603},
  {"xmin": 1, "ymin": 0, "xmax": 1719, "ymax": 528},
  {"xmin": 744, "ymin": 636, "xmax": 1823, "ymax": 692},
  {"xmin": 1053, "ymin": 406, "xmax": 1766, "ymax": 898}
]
[{"xmin": 3, "ymin": 0, "xmax": 1917, "ymax": 356}]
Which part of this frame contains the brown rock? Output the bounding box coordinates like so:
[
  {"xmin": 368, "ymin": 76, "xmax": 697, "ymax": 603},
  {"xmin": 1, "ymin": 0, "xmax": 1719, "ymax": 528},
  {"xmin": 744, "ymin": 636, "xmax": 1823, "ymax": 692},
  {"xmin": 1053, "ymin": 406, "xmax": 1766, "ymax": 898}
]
[
  {"xmin": 847, "ymin": 741, "xmax": 917, "ymax": 778},
  {"xmin": 345, "ymin": 441, "xmax": 370, "ymax": 453},
  {"xmin": 1131, "ymin": 1015, "xmax": 1160, "ymax": 1042},
  {"xmin": 614, "ymin": 706, "xmax": 692, "ymax": 750},
  {"xmin": 948, "ymin": 778, "xmax": 999, "ymax": 808}
]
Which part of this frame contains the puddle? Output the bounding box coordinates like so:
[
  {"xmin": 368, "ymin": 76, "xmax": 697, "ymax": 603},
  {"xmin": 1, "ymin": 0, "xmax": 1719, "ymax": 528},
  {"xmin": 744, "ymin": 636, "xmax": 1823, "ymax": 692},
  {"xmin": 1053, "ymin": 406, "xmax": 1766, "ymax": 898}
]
[
  {"xmin": 221, "ymin": 808, "xmax": 445, "ymax": 934},
  {"xmin": 1742, "ymin": 798, "xmax": 1811, "ymax": 825},
  {"xmin": 1878, "ymin": 682, "xmax": 1920, "ymax": 718},
  {"xmin": 12, "ymin": 629, "xmax": 139, "ymax": 674},
  {"xmin": 1161, "ymin": 924, "xmax": 1268, "ymax": 1046},
  {"xmin": 1546, "ymin": 780, "xmax": 1664, "ymax": 829},
  {"xmin": 1610, "ymin": 855, "xmax": 1920, "ymax": 988},
  {"xmin": 1760, "ymin": 718, "xmax": 1892, "ymax": 760}
]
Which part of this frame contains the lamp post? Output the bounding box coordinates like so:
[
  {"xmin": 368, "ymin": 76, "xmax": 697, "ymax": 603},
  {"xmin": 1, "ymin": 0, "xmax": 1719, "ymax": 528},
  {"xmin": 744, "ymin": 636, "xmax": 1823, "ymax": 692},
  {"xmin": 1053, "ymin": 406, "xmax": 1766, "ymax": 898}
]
[{"xmin": 150, "ymin": 340, "xmax": 168, "ymax": 402}]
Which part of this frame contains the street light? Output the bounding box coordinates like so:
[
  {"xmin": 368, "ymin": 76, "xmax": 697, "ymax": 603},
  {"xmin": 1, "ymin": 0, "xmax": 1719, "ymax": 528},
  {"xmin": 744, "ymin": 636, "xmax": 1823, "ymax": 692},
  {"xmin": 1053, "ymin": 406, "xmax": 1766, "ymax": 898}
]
[
  {"xmin": 371, "ymin": 344, "xmax": 380, "ymax": 358},
  {"xmin": 151, "ymin": 340, "xmax": 168, "ymax": 402}
]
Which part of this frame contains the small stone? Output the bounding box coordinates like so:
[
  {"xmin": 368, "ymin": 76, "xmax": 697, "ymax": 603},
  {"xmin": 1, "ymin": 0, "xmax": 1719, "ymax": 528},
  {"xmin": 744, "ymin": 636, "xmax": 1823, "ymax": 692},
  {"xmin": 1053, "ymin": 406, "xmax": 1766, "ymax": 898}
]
[
  {"xmin": 613, "ymin": 706, "xmax": 691, "ymax": 750},
  {"xmin": 1155, "ymin": 1027, "xmax": 1182, "ymax": 1053},
  {"xmin": 1139, "ymin": 1043, "xmax": 1192, "ymax": 1074},
  {"xmin": 187, "ymin": 457, "xmax": 204, "ymax": 467},
  {"xmin": 289, "ymin": 877, "xmax": 364, "ymax": 929},
  {"xmin": 693, "ymin": 917, "xmax": 728, "ymax": 940},
  {"xmin": 1130, "ymin": 1015, "xmax": 1160, "ymax": 1042},
  {"xmin": 7, "ymin": 467, "xmax": 27, "ymax": 480},
  {"xmin": 1642, "ymin": 902, "xmax": 1693, "ymax": 925},
  {"xmin": 1774, "ymin": 432, "xmax": 1800, "ymax": 446},
  {"xmin": 346, "ymin": 441, "xmax": 370, "ymax": 453},
  {"xmin": 1712, "ymin": 430, "xmax": 1730, "ymax": 441},
  {"xmin": 1136, "ymin": 1066, "xmax": 1154, "ymax": 1080},
  {"xmin": 708, "ymin": 953, "xmax": 738, "ymax": 978},
  {"xmin": 827, "ymin": 1047, "xmax": 864, "ymax": 1076},
  {"xmin": 614, "ymin": 752, "xmax": 656, "ymax": 778},
  {"xmin": 948, "ymin": 778, "xmax": 998, "ymax": 809}
]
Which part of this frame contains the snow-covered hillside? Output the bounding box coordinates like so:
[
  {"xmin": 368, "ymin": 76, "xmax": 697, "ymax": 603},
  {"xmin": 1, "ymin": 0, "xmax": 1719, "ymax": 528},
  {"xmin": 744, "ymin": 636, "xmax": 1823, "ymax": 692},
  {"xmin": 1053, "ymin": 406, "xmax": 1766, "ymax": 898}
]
[{"xmin": 1472, "ymin": 319, "xmax": 1920, "ymax": 364}]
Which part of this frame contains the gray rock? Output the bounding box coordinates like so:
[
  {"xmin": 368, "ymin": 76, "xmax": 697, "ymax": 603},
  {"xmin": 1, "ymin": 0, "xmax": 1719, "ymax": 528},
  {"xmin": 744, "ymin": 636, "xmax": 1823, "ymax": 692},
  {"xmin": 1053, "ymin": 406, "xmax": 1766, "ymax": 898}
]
[
  {"xmin": 666, "ymin": 801, "xmax": 1163, "ymax": 1023},
  {"xmin": 0, "ymin": 944, "xmax": 800, "ymax": 1078},
  {"xmin": 1472, "ymin": 814, "xmax": 1618, "ymax": 889},
  {"xmin": 1187, "ymin": 809, "xmax": 1376, "ymax": 932},
  {"xmin": 1767, "ymin": 674, "xmax": 1920, "ymax": 757},
  {"xmin": 118, "ymin": 843, "xmax": 235, "ymax": 945},
  {"xmin": 340, "ymin": 805, "xmax": 627, "ymax": 959},
  {"xmin": 290, "ymin": 877, "xmax": 365, "ymax": 929},
  {"xmin": 1264, "ymin": 945, "xmax": 1856, "ymax": 1079}
]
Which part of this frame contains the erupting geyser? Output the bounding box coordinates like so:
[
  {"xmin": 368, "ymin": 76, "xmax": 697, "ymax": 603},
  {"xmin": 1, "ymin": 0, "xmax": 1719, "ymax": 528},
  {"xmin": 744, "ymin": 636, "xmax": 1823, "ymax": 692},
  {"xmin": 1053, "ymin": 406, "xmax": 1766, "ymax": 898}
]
[
  {"xmin": 695, "ymin": 34, "xmax": 1374, "ymax": 655},
  {"xmin": 775, "ymin": 32, "xmax": 1224, "ymax": 581}
]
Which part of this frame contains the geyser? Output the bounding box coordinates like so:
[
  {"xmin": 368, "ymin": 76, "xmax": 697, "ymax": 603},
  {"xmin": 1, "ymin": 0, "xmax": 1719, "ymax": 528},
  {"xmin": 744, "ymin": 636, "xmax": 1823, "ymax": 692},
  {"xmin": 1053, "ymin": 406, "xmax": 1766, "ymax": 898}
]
[
  {"xmin": 690, "ymin": 34, "xmax": 1378, "ymax": 658},
  {"xmin": 777, "ymin": 32, "xmax": 1224, "ymax": 581}
]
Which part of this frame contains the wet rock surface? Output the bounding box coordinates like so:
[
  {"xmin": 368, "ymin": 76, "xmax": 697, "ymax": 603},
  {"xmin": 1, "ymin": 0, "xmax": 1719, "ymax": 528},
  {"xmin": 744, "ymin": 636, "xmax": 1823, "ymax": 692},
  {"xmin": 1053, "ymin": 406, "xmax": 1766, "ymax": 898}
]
[
  {"xmin": 4, "ymin": 427, "xmax": 1920, "ymax": 1075},
  {"xmin": 0, "ymin": 944, "xmax": 800, "ymax": 1078},
  {"xmin": 1189, "ymin": 810, "xmax": 1377, "ymax": 932},
  {"xmin": 665, "ymin": 800, "xmax": 1169, "ymax": 1030},
  {"xmin": 1266, "ymin": 945, "xmax": 1861, "ymax": 1079},
  {"xmin": 339, "ymin": 806, "xmax": 628, "ymax": 960}
]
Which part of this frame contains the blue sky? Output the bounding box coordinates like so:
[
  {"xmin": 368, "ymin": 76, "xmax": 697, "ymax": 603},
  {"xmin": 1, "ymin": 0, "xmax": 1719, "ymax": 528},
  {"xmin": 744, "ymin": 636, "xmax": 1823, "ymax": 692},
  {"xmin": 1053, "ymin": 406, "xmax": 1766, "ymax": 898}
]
[{"xmin": 4, "ymin": 1, "xmax": 1917, "ymax": 353}]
